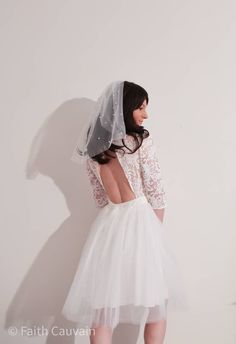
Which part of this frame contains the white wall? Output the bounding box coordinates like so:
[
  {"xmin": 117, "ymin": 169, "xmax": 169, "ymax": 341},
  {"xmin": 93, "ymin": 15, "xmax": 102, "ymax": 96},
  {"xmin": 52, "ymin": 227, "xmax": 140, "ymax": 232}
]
[{"xmin": 1, "ymin": 0, "xmax": 236, "ymax": 343}]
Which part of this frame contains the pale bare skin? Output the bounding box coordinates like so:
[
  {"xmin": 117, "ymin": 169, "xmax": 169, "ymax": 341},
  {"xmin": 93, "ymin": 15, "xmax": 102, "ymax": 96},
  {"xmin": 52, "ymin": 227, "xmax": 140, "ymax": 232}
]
[{"xmin": 90, "ymin": 100, "xmax": 167, "ymax": 344}]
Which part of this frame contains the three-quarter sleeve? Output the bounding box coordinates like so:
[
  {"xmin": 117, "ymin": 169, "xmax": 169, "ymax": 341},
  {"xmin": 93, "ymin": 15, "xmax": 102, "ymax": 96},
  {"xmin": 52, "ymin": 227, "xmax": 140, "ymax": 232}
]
[
  {"xmin": 139, "ymin": 135, "xmax": 167, "ymax": 209},
  {"xmin": 86, "ymin": 159, "xmax": 109, "ymax": 208}
]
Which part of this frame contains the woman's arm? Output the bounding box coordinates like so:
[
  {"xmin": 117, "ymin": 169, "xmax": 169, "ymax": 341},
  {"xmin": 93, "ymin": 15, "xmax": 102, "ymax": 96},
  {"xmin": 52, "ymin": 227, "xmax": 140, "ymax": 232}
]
[
  {"xmin": 139, "ymin": 135, "xmax": 167, "ymax": 213},
  {"xmin": 86, "ymin": 159, "xmax": 109, "ymax": 208},
  {"xmin": 153, "ymin": 208, "xmax": 165, "ymax": 223}
]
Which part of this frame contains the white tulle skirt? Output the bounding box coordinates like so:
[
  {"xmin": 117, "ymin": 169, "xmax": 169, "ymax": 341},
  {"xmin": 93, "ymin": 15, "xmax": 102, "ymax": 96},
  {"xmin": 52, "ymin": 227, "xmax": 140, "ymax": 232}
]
[{"xmin": 61, "ymin": 195, "xmax": 188, "ymax": 330}]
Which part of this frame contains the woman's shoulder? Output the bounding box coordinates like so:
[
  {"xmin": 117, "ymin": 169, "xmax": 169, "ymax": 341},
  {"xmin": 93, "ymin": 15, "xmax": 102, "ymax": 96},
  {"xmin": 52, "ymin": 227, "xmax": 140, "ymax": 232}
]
[
  {"xmin": 86, "ymin": 157, "xmax": 97, "ymax": 169},
  {"xmin": 125, "ymin": 132, "xmax": 153, "ymax": 144},
  {"xmin": 122, "ymin": 133, "xmax": 154, "ymax": 155},
  {"xmin": 87, "ymin": 133, "xmax": 155, "ymax": 161},
  {"xmin": 141, "ymin": 132, "xmax": 154, "ymax": 145}
]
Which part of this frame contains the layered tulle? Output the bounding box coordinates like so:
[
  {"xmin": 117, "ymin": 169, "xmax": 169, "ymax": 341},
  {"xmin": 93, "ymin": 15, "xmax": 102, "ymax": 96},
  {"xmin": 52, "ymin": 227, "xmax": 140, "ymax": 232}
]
[{"xmin": 61, "ymin": 195, "xmax": 188, "ymax": 329}]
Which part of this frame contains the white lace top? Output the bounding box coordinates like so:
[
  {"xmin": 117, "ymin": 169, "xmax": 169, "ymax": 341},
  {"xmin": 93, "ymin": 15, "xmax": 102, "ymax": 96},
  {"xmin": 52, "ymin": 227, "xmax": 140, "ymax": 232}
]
[{"xmin": 86, "ymin": 134, "xmax": 167, "ymax": 209}]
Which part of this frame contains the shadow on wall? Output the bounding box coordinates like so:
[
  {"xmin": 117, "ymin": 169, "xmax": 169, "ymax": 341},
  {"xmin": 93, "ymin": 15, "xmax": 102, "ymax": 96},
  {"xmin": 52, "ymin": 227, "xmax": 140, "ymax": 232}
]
[{"xmin": 4, "ymin": 98, "xmax": 140, "ymax": 343}]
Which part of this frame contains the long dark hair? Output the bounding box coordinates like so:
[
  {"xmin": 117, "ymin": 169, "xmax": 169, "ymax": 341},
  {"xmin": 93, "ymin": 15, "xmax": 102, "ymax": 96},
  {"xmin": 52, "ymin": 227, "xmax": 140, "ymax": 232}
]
[{"xmin": 91, "ymin": 81, "xmax": 150, "ymax": 164}]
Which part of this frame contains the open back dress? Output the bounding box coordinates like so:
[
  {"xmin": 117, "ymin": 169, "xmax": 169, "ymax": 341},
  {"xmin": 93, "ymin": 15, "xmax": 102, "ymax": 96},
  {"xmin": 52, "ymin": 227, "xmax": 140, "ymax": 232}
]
[{"xmin": 61, "ymin": 133, "xmax": 188, "ymax": 330}]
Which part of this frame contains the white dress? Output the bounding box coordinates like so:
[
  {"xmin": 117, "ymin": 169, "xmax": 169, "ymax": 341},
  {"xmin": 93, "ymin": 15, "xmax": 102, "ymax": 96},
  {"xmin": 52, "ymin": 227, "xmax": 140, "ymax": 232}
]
[{"xmin": 61, "ymin": 134, "xmax": 188, "ymax": 329}]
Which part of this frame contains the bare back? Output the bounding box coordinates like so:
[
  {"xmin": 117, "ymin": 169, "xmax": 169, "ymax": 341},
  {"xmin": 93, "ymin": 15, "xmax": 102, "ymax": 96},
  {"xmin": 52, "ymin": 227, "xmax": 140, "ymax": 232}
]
[
  {"xmin": 99, "ymin": 151, "xmax": 136, "ymax": 204},
  {"xmin": 86, "ymin": 134, "xmax": 167, "ymax": 210}
]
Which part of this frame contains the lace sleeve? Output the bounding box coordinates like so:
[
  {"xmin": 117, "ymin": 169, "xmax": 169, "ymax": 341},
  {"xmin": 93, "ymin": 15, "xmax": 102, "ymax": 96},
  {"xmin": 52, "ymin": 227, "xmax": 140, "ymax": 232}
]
[
  {"xmin": 139, "ymin": 135, "xmax": 167, "ymax": 209},
  {"xmin": 86, "ymin": 159, "xmax": 109, "ymax": 208}
]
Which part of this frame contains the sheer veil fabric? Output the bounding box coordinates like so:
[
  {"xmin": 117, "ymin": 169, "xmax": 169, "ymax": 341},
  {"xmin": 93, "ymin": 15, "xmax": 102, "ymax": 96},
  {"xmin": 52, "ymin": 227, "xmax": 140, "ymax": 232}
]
[{"xmin": 71, "ymin": 80, "xmax": 126, "ymax": 164}]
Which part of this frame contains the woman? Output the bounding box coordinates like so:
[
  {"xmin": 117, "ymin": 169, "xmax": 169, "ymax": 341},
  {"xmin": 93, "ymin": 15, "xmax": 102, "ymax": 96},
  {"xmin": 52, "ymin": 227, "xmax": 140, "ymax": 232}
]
[{"xmin": 62, "ymin": 81, "xmax": 187, "ymax": 344}]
